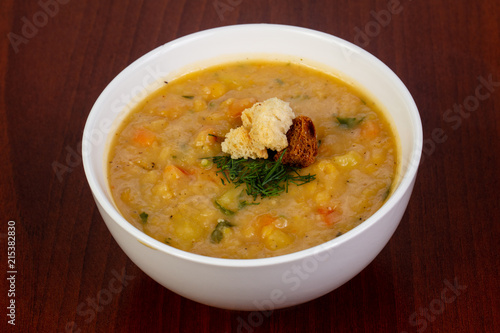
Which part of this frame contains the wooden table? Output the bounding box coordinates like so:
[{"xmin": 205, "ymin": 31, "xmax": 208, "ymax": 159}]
[{"xmin": 1, "ymin": 1, "xmax": 498, "ymax": 332}]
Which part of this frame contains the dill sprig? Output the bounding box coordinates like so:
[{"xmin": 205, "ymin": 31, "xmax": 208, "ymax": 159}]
[{"xmin": 211, "ymin": 151, "xmax": 316, "ymax": 200}]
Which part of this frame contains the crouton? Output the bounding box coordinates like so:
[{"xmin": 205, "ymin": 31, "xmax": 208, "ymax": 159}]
[
  {"xmin": 221, "ymin": 127, "xmax": 268, "ymax": 159},
  {"xmin": 221, "ymin": 98, "xmax": 296, "ymax": 159},
  {"xmin": 275, "ymin": 115, "xmax": 318, "ymax": 168},
  {"xmin": 241, "ymin": 98, "xmax": 295, "ymax": 151}
]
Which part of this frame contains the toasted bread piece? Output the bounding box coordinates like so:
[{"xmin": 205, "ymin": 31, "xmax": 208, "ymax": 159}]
[
  {"xmin": 275, "ymin": 116, "xmax": 318, "ymax": 167},
  {"xmin": 241, "ymin": 97, "xmax": 295, "ymax": 151},
  {"xmin": 221, "ymin": 126, "xmax": 268, "ymax": 159}
]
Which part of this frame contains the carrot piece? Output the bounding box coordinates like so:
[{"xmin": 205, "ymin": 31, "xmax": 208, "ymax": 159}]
[
  {"xmin": 227, "ymin": 98, "xmax": 256, "ymax": 118},
  {"xmin": 163, "ymin": 165, "xmax": 187, "ymax": 180},
  {"xmin": 360, "ymin": 120, "xmax": 380, "ymax": 140},
  {"xmin": 256, "ymin": 214, "xmax": 277, "ymax": 227},
  {"xmin": 132, "ymin": 129, "xmax": 156, "ymax": 146},
  {"xmin": 317, "ymin": 207, "xmax": 341, "ymax": 226}
]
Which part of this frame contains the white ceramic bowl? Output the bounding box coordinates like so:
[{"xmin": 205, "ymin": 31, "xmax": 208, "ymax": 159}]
[{"xmin": 83, "ymin": 24, "xmax": 422, "ymax": 311}]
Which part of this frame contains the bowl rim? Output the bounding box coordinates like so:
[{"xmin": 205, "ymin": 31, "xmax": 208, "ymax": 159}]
[{"xmin": 83, "ymin": 23, "xmax": 423, "ymax": 268}]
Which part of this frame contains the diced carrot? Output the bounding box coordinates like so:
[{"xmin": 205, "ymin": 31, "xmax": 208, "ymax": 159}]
[
  {"xmin": 241, "ymin": 214, "xmax": 278, "ymax": 240},
  {"xmin": 317, "ymin": 207, "xmax": 332, "ymax": 215},
  {"xmin": 317, "ymin": 207, "xmax": 341, "ymax": 226},
  {"xmin": 132, "ymin": 129, "xmax": 156, "ymax": 146},
  {"xmin": 163, "ymin": 165, "xmax": 187, "ymax": 180},
  {"xmin": 256, "ymin": 214, "xmax": 277, "ymax": 227},
  {"xmin": 360, "ymin": 120, "xmax": 380, "ymax": 140},
  {"xmin": 227, "ymin": 98, "xmax": 256, "ymax": 118}
]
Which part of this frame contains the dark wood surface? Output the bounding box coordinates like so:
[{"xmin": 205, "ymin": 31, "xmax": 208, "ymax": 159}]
[{"xmin": 1, "ymin": 0, "xmax": 499, "ymax": 332}]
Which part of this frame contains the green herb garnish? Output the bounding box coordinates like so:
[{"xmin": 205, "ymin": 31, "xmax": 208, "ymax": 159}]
[
  {"xmin": 214, "ymin": 200, "xmax": 235, "ymax": 215},
  {"xmin": 336, "ymin": 116, "xmax": 364, "ymax": 128},
  {"xmin": 139, "ymin": 212, "xmax": 149, "ymax": 224},
  {"xmin": 182, "ymin": 95, "xmax": 194, "ymax": 99},
  {"xmin": 382, "ymin": 186, "xmax": 391, "ymax": 201},
  {"xmin": 210, "ymin": 220, "xmax": 234, "ymax": 243},
  {"xmin": 238, "ymin": 200, "xmax": 259, "ymax": 209},
  {"xmin": 211, "ymin": 151, "xmax": 316, "ymax": 200},
  {"xmin": 275, "ymin": 78, "xmax": 284, "ymax": 85}
]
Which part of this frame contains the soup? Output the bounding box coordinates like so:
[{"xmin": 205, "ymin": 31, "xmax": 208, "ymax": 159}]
[{"xmin": 108, "ymin": 60, "xmax": 398, "ymax": 259}]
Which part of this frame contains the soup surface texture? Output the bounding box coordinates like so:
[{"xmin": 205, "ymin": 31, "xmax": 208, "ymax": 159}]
[{"xmin": 108, "ymin": 60, "xmax": 398, "ymax": 259}]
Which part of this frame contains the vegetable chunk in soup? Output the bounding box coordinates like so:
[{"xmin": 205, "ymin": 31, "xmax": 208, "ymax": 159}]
[{"xmin": 108, "ymin": 60, "xmax": 398, "ymax": 259}]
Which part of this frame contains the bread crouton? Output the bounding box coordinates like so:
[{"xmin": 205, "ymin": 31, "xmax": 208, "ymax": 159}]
[
  {"xmin": 221, "ymin": 127, "xmax": 268, "ymax": 159},
  {"xmin": 275, "ymin": 115, "xmax": 318, "ymax": 168},
  {"xmin": 241, "ymin": 97, "xmax": 295, "ymax": 151}
]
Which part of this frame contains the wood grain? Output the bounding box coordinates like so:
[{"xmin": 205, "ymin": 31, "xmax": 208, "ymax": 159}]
[{"xmin": 1, "ymin": 0, "xmax": 498, "ymax": 332}]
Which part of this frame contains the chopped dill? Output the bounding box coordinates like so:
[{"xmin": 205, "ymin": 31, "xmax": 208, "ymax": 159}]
[
  {"xmin": 139, "ymin": 212, "xmax": 149, "ymax": 224},
  {"xmin": 336, "ymin": 116, "xmax": 364, "ymax": 128},
  {"xmin": 210, "ymin": 151, "xmax": 316, "ymax": 200}
]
